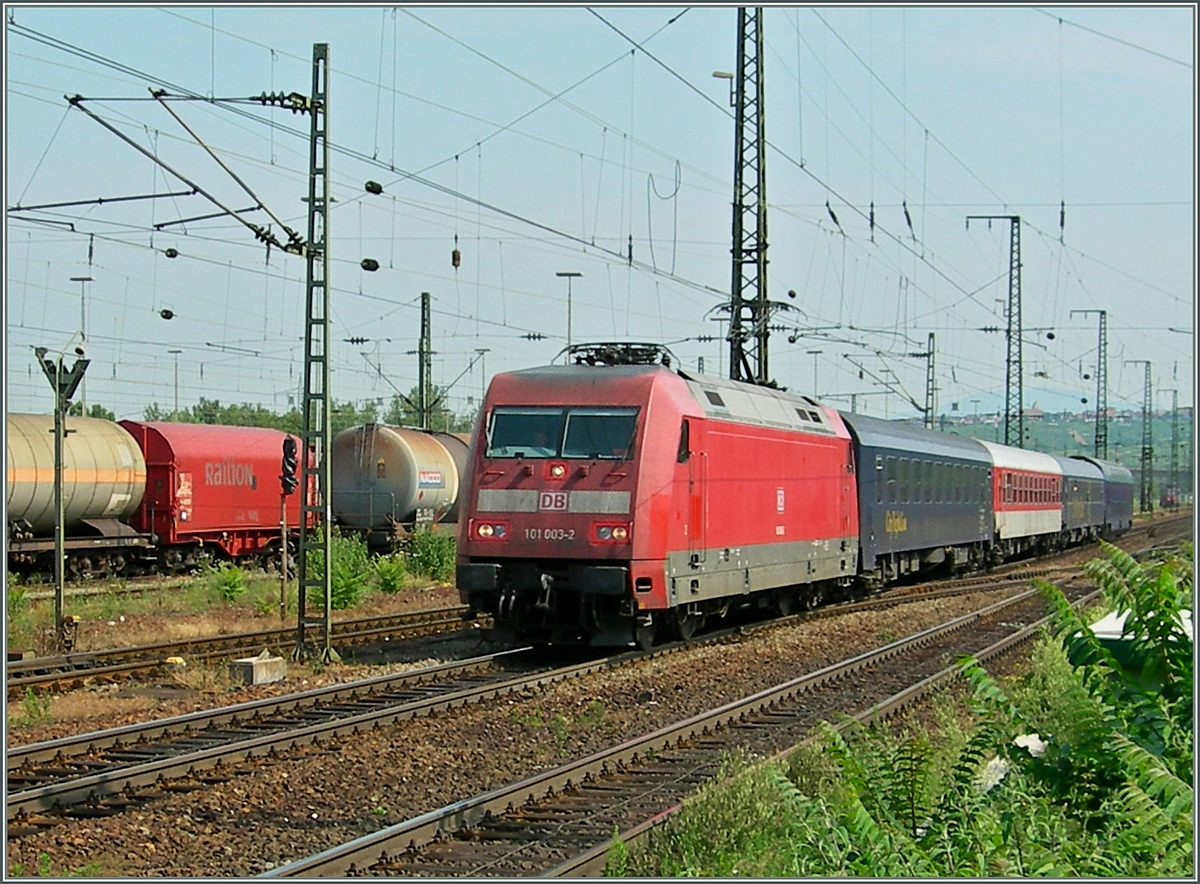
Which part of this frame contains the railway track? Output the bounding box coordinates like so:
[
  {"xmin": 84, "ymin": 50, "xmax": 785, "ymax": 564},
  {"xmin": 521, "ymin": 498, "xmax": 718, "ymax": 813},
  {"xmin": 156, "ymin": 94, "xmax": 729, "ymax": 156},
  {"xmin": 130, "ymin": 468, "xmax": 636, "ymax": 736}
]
[
  {"xmin": 5, "ymin": 606, "xmax": 476, "ymax": 697},
  {"xmin": 6, "ymin": 521, "xmax": 1188, "ymax": 836},
  {"xmin": 5, "ymin": 573, "xmax": 1038, "ymax": 831},
  {"xmin": 264, "ymin": 583, "xmax": 1094, "ymax": 877},
  {"xmin": 9, "ymin": 512, "xmax": 1185, "ymax": 698}
]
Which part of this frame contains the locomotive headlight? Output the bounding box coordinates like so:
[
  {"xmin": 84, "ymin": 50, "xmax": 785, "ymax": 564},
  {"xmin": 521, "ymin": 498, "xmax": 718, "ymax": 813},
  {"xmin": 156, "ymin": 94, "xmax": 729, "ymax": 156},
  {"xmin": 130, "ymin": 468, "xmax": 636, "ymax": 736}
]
[
  {"xmin": 474, "ymin": 520, "xmax": 509, "ymax": 541},
  {"xmin": 548, "ymin": 463, "xmax": 567, "ymax": 479},
  {"xmin": 593, "ymin": 522, "xmax": 630, "ymax": 543}
]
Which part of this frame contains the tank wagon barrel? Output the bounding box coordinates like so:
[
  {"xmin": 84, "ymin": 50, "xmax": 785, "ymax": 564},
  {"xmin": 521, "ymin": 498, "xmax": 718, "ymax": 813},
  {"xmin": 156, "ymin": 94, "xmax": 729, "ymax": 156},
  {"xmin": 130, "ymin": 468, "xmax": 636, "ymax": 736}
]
[{"xmin": 330, "ymin": 423, "xmax": 469, "ymax": 548}]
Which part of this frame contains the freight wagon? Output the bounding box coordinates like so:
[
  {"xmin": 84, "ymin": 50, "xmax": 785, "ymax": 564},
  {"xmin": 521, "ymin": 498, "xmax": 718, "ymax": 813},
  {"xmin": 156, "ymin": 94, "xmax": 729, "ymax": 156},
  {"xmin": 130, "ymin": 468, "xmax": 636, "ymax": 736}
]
[{"xmin": 6, "ymin": 414, "xmax": 306, "ymax": 578}]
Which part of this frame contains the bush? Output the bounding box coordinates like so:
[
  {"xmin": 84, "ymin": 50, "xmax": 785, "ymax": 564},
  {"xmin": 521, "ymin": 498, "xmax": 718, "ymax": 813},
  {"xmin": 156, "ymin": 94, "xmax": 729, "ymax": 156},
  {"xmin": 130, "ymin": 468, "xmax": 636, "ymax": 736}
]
[
  {"xmin": 209, "ymin": 562, "xmax": 247, "ymax": 602},
  {"xmin": 615, "ymin": 541, "xmax": 1194, "ymax": 878},
  {"xmin": 372, "ymin": 554, "xmax": 408, "ymax": 594},
  {"xmin": 304, "ymin": 528, "xmax": 371, "ymax": 609},
  {"xmin": 405, "ymin": 529, "xmax": 455, "ymax": 583}
]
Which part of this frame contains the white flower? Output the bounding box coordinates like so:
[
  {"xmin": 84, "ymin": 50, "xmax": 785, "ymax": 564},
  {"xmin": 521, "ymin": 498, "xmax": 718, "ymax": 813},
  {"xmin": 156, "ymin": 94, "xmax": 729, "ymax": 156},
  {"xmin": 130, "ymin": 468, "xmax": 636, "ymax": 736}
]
[
  {"xmin": 1013, "ymin": 733, "xmax": 1048, "ymax": 758},
  {"xmin": 973, "ymin": 756, "xmax": 1011, "ymax": 793}
]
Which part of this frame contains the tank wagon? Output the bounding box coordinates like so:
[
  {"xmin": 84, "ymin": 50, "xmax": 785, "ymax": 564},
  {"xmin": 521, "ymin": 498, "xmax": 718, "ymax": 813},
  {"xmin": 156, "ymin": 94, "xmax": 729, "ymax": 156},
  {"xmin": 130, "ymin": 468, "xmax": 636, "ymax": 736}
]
[
  {"xmin": 6, "ymin": 413, "xmax": 306, "ymax": 577},
  {"xmin": 330, "ymin": 423, "xmax": 470, "ymax": 548},
  {"xmin": 7, "ymin": 413, "xmax": 150, "ymax": 575},
  {"xmin": 456, "ymin": 342, "xmax": 1137, "ymax": 649}
]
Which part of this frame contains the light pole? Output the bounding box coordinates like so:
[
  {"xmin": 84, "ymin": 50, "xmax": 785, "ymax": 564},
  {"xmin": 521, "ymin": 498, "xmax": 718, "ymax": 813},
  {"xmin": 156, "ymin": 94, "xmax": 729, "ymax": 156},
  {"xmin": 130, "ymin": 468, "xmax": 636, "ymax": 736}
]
[
  {"xmin": 555, "ymin": 272, "xmax": 582, "ymax": 359},
  {"xmin": 70, "ymin": 276, "xmax": 94, "ymax": 412},
  {"xmin": 169, "ymin": 349, "xmax": 183, "ymax": 416},
  {"xmin": 35, "ymin": 343, "xmax": 89, "ymax": 650},
  {"xmin": 806, "ymin": 350, "xmax": 823, "ymax": 395}
]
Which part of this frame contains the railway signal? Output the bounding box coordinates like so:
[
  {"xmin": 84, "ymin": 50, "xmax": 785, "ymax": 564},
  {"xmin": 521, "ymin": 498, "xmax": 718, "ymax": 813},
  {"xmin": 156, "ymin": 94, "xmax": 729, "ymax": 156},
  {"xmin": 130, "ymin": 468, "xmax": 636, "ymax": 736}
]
[{"xmin": 281, "ymin": 437, "xmax": 299, "ymax": 495}]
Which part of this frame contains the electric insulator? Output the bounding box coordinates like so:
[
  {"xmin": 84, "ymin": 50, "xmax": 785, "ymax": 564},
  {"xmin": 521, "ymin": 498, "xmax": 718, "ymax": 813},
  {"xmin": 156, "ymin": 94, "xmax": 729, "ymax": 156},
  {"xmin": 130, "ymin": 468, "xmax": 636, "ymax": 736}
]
[
  {"xmin": 160, "ymin": 309, "xmax": 175, "ymax": 320},
  {"xmin": 361, "ymin": 258, "xmax": 380, "ymax": 272},
  {"xmin": 365, "ymin": 180, "xmax": 383, "ymax": 195},
  {"xmin": 452, "ymin": 248, "xmax": 461, "ymax": 268},
  {"xmin": 164, "ymin": 247, "xmax": 179, "ymax": 259}
]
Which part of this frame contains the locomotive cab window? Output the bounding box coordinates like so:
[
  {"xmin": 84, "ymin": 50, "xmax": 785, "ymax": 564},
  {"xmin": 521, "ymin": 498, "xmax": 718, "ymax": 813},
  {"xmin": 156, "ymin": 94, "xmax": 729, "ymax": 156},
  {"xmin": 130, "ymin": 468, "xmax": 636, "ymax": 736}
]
[
  {"xmin": 486, "ymin": 408, "xmax": 566, "ymax": 458},
  {"xmin": 562, "ymin": 408, "xmax": 638, "ymax": 459},
  {"xmin": 486, "ymin": 406, "xmax": 638, "ymax": 460}
]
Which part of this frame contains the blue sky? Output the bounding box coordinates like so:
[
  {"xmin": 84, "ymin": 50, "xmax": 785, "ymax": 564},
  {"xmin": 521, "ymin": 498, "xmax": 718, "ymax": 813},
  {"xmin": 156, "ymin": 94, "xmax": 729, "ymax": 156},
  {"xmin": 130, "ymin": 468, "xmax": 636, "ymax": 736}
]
[{"xmin": 5, "ymin": 4, "xmax": 1195, "ymax": 428}]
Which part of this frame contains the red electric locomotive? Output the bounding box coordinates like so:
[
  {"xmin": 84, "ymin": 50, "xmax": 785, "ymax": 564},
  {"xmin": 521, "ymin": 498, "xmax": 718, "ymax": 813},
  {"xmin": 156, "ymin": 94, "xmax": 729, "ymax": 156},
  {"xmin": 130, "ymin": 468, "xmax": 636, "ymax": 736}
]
[{"xmin": 456, "ymin": 344, "xmax": 859, "ymax": 647}]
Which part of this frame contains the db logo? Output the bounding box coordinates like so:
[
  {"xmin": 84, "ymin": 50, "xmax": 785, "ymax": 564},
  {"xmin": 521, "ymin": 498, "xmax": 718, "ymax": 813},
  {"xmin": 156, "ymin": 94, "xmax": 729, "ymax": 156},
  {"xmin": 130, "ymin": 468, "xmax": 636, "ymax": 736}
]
[{"xmin": 538, "ymin": 491, "xmax": 569, "ymax": 511}]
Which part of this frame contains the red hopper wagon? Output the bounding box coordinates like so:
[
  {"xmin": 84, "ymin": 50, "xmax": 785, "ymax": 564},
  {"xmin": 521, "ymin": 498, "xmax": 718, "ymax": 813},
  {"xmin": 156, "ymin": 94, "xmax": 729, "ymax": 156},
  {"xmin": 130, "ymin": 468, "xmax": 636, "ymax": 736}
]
[{"xmin": 119, "ymin": 421, "xmax": 307, "ymax": 572}]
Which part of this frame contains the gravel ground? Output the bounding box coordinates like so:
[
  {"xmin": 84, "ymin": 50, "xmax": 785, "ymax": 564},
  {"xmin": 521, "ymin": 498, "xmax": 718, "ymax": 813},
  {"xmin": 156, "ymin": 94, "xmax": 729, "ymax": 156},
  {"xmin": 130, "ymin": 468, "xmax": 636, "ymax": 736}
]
[{"xmin": 7, "ymin": 587, "xmax": 1029, "ymax": 877}]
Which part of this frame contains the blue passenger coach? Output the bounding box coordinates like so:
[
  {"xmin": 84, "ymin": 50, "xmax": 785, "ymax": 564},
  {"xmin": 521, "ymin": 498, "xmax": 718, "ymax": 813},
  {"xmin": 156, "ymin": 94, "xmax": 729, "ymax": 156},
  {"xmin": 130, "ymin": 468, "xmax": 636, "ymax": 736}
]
[
  {"xmin": 839, "ymin": 412, "xmax": 992, "ymax": 586},
  {"xmin": 1071, "ymin": 455, "xmax": 1135, "ymax": 536},
  {"xmin": 1051, "ymin": 454, "xmax": 1105, "ymax": 545}
]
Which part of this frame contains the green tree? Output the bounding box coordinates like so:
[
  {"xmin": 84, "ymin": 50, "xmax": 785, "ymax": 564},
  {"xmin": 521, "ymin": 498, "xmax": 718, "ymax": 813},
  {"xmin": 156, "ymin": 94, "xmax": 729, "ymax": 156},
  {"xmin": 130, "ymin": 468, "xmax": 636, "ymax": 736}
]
[
  {"xmin": 68, "ymin": 402, "xmax": 116, "ymax": 420},
  {"xmin": 384, "ymin": 387, "xmax": 474, "ymax": 432}
]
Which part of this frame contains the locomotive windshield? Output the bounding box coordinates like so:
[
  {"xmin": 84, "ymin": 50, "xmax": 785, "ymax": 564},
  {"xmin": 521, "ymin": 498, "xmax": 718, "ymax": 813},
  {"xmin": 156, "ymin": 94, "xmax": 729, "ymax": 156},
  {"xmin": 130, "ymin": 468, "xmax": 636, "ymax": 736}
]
[{"xmin": 486, "ymin": 407, "xmax": 638, "ymax": 460}]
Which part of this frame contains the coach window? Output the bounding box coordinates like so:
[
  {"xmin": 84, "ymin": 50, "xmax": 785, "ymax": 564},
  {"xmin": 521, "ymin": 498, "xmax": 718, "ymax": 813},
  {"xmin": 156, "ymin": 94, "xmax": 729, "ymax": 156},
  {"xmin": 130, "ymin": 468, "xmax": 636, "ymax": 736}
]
[
  {"xmin": 875, "ymin": 455, "xmax": 884, "ymax": 504},
  {"xmin": 899, "ymin": 458, "xmax": 910, "ymax": 503},
  {"xmin": 924, "ymin": 460, "xmax": 934, "ymax": 503},
  {"xmin": 886, "ymin": 456, "xmax": 897, "ymax": 504}
]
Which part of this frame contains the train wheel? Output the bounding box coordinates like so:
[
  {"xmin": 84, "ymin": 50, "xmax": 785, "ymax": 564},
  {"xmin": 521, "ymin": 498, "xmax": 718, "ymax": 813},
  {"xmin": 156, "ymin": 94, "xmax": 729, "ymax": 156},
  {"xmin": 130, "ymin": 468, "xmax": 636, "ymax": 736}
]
[
  {"xmin": 674, "ymin": 607, "xmax": 703, "ymax": 641},
  {"xmin": 776, "ymin": 591, "xmax": 795, "ymax": 617},
  {"xmin": 634, "ymin": 615, "xmax": 656, "ymax": 651}
]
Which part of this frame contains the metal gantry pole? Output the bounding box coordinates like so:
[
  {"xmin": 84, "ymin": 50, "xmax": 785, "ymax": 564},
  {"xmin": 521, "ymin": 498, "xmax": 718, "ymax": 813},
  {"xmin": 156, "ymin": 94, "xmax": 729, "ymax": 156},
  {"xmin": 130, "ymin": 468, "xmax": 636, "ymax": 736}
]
[
  {"xmin": 295, "ymin": 43, "xmax": 337, "ymax": 663},
  {"xmin": 726, "ymin": 6, "xmax": 770, "ymax": 385},
  {"xmin": 419, "ymin": 291, "xmax": 432, "ymax": 429},
  {"xmin": 1168, "ymin": 388, "xmax": 1179, "ymax": 509},
  {"xmin": 1071, "ymin": 309, "xmax": 1108, "ymax": 458},
  {"xmin": 968, "ymin": 215, "xmax": 1022, "ymax": 446},
  {"xmin": 1125, "ymin": 359, "xmax": 1153, "ymax": 512},
  {"xmin": 923, "ymin": 332, "xmax": 936, "ymax": 430}
]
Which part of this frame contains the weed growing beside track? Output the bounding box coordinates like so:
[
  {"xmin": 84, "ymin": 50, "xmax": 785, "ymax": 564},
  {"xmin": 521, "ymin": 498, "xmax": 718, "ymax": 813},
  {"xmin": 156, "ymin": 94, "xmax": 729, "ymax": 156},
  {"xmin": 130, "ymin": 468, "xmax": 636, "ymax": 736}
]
[{"xmin": 611, "ymin": 541, "xmax": 1194, "ymax": 877}]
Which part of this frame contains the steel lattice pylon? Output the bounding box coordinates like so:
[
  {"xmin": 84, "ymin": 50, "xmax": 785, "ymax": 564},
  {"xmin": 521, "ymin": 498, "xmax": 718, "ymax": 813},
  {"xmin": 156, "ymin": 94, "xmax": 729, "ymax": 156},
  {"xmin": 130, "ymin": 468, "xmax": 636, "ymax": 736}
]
[
  {"xmin": 968, "ymin": 215, "xmax": 1022, "ymax": 446},
  {"xmin": 1073, "ymin": 309, "xmax": 1108, "ymax": 458},
  {"xmin": 727, "ymin": 6, "xmax": 770, "ymax": 385}
]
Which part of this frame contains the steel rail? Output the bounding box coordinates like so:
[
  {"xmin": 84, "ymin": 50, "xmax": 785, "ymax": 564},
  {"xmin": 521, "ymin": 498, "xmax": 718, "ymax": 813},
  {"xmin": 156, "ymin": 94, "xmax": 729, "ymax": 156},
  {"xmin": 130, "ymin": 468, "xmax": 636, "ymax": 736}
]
[
  {"xmin": 547, "ymin": 588, "xmax": 1101, "ymax": 877},
  {"xmin": 262, "ymin": 586, "xmax": 1059, "ymax": 877},
  {"xmin": 6, "ymin": 606, "xmax": 474, "ymax": 695}
]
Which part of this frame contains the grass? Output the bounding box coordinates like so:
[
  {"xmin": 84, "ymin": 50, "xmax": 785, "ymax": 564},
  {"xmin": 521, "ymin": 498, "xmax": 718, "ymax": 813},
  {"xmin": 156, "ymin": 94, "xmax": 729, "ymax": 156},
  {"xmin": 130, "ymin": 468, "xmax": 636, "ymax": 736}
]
[{"xmin": 3, "ymin": 558, "xmax": 449, "ymax": 655}]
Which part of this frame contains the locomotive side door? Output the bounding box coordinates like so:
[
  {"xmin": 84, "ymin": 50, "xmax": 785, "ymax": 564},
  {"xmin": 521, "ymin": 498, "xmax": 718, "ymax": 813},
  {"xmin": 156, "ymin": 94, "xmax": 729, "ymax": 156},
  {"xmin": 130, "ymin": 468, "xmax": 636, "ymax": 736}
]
[{"xmin": 679, "ymin": 418, "xmax": 707, "ymax": 566}]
